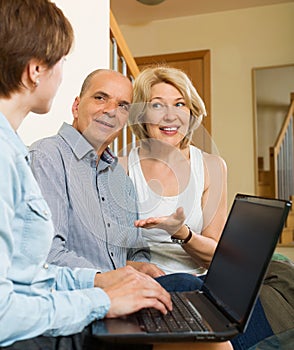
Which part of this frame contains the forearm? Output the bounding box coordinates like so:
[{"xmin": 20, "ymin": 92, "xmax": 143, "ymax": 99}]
[
  {"xmin": 171, "ymin": 225, "xmax": 217, "ymax": 268},
  {"xmin": 182, "ymin": 232, "xmax": 217, "ymax": 268}
]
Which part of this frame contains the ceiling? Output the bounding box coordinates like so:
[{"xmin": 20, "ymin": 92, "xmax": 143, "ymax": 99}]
[{"xmin": 111, "ymin": 0, "xmax": 293, "ymax": 25}]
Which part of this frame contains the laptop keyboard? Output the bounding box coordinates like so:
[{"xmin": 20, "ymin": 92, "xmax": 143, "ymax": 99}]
[{"xmin": 136, "ymin": 292, "xmax": 209, "ymax": 333}]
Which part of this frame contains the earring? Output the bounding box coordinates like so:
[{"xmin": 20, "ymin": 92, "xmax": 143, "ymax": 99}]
[{"xmin": 34, "ymin": 78, "xmax": 40, "ymax": 87}]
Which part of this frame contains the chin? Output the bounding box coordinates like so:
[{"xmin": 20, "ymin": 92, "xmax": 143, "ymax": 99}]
[{"xmin": 32, "ymin": 103, "xmax": 52, "ymax": 115}]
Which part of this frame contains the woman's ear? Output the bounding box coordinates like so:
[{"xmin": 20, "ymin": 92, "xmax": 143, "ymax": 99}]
[{"xmin": 27, "ymin": 59, "xmax": 45, "ymax": 87}]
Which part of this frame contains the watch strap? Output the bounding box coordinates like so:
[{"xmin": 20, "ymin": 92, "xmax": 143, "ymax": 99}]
[{"xmin": 171, "ymin": 225, "xmax": 193, "ymax": 245}]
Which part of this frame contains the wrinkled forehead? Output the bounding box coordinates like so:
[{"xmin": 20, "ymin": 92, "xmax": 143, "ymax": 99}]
[{"xmin": 88, "ymin": 72, "xmax": 133, "ymax": 102}]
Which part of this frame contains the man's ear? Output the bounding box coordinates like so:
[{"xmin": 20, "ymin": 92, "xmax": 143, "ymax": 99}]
[{"xmin": 72, "ymin": 96, "xmax": 80, "ymax": 119}]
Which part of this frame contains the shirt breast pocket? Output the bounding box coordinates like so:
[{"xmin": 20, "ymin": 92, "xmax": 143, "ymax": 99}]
[
  {"xmin": 27, "ymin": 199, "xmax": 51, "ymax": 220},
  {"xmin": 21, "ymin": 198, "xmax": 54, "ymax": 263}
]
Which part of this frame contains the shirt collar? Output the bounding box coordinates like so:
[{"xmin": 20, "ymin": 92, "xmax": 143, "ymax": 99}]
[
  {"xmin": 0, "ymin": 112, "xmax": 30, "ymax": 163},
  {"xmin": 58, "ymin": 122, "xmax": 117, "ymax": 167}
]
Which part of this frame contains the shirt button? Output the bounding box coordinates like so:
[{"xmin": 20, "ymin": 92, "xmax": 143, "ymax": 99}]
[
  {"xmin": 107, "ymin": 223, "xmax": 110, "ymax": 227},
  {"xmin": 101, "ymin": 197, "xmax": 105, "ymax": 201},
  {"xmin": 43, "ymin": 210, "xmax": 48, "ymax": 216},
  {"xmin": 50, "ymin": 288, "xmax": 55, "ymax": 293},
  {"xmin": 43, "ymin": 263, "xmax": 49, "ymax": 269},
  {"xmin": 110, "ymin": 252, "xmax": 114, "ymax": 257}
]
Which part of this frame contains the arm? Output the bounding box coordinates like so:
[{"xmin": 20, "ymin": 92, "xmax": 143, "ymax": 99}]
[
  {"xmin": 0, "ymin": 145, "xmax": 109, "ymax": 345},
  {"xmin": 30, "ymin": 142, "xmax": 97, "ymax": 269},
  {"xmin": 134, "ymin": 154, "xmax": 227, "ymax": 269},
  {"xmin": 170, "ymin": 153, "xmax": 227, "ymax": 268}
]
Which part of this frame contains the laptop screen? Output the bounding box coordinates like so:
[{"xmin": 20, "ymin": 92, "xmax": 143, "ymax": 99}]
[{"xmin": 202, "ymin": 194, "xmax": 290, "ymax": 330}]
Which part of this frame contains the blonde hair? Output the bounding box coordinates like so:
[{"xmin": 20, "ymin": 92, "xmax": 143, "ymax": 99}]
[{"xmin": 129, "ymin": 66, "xmax": 206, "ymax": 149}]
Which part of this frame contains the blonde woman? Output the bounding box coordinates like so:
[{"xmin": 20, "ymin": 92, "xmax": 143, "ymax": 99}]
[
  {"xmin": 120, "ymin": 66, "xmax": 273, "ymax": 350},
  {"xmin": 124, "ymin": 66, "xmax": 227, "ymax": 275}
]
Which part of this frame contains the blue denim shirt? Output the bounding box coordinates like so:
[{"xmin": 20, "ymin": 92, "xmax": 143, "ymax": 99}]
[{"xmin": 0, "ymin": 113, "xmax": 110, "ymax": 346}]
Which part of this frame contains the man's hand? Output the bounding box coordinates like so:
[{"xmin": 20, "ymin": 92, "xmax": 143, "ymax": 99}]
[
  {"xmin": 126, "ymin": 260, "xmax": 166, "ymax": 278},
  {"xmin": 134, "ymin": 207, "xmax": 186, "ymax": 236},
  {"xmin": 94, "ymin": 266, "xmax": 140, "ymax": 289},
  {"xmin": 103, "ymin": 267, "xmax": 172, "ymax": 318}
]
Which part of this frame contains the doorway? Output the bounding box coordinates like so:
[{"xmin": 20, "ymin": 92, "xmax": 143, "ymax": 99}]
[{"xmin": 252, "ymin": 64, "xmax": 294, "ymax": 197}]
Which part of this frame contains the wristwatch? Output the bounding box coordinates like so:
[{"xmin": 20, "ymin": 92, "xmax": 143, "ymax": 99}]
[{"xmin": 171, "ymin": 225, "xmax": 193, "ymax": 245}]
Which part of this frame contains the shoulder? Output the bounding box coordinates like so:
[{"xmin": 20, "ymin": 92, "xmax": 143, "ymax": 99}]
[
  {"xmin": 29, "ymin": 135, "xmax": 66, "ymax": 167},
  {"xmin": 0, "ymin": 136, "xmax": 19, "ymax": 177},
  {"xmin": 30, "ymin": 134, "xmax": 60, "ymax": 152},
  {"xmin": 202, "ymin": 151, "xmax": 227, "ymax": 171},
  {"xmin": 202, "ymin": 152, "xmax": 227, "ymax": 190}
]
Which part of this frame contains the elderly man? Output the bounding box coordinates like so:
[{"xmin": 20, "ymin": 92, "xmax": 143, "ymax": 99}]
[{"xmin": 29, "ymin": 69, "xmax": 165, "ymax": 278}]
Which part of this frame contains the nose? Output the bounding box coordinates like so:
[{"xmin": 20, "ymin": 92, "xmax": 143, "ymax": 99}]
[
  {"xmin": 103, "ymin": 100, "xmax": 117, "ymax": 117},
  {"xmin": 163, "ymin": 105, "xmax": 177, "ymax": 121}
]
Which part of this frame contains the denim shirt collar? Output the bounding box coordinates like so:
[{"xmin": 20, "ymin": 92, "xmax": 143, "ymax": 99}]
[
  {"xmin": 58, "ymin": 122, "xmax": 117, "ymax": 169},
  {"xmin": 0, "ymin": 112, "xmax": 30, "ymax": 163}
]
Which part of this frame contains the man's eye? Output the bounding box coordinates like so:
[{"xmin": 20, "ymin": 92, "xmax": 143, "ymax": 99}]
[
  {"xmin": 119, "ymin": 104, "xmax": 130, "ymax": 112},
  {"xmin": 94, "ymin": 95, "xmax": 105, "ymax": 101}
]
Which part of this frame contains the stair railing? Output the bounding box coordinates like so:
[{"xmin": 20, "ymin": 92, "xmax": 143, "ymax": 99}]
[
  {"xmin": 110, "ymin": 10, "xmax": 139, "ymax": 155},
  {"xmin": 269, "ymin": 93, "xmax": 294, "ymax": 200}
]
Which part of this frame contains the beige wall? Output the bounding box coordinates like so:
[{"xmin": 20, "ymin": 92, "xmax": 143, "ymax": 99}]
[
  {"xmin": 19, "ymin": 0, "xmax": 110, "ymax": 146},
  {"xmin": 119, "ymin": 3, "xmax": 294, "ymax": 207}
]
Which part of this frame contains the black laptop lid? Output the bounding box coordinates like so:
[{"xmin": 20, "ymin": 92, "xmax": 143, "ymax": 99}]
[{"xmin": 202, "ymin": 193, "xmax": 291, "ymax": 331}]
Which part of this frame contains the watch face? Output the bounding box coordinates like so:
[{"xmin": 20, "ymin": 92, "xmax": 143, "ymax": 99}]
[{"xmin": 171, "ymin": 238, "xmax": 185, "ymax": 245}]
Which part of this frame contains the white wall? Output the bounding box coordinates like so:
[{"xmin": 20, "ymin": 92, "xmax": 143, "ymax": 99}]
[
  {"xmin": 118, "ymin": 3, "xmax": 294, "ymax": 206},
  {"xmin": 18, "ymin": 0, "xmax": 110, "ymax": 146}
]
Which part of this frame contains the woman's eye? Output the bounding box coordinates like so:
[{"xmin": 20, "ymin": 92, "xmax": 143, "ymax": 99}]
[
  {"xmin": 176, "ymin": 102, "xmax": 185, "ymax": 107},
  {"xmin": 151, "ymin": 102, "xmax": 164, "ymax": 110}
]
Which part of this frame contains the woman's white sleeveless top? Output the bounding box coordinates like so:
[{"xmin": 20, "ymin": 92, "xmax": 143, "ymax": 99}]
[{"xmin": 128, "ymin": 145, "xmax": 206, "ymax": 275}]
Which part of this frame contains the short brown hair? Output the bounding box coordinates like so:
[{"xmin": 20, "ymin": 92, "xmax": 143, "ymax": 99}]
[
  {"xmin": 0, "ymin": 0, "xmax": 74, "ymax": 98},
  {"xmin": 129, "ymin": 66, "xmax": 206, "ymax": 149}
]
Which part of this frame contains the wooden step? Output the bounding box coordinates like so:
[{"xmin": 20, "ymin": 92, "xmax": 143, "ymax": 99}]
[
  {"xmin": 280, "ymin": 227, "xmax": 294, "ymax": 245},
  {"xmin": 286, "ymin": 211, "xmax": 294, "ymax": 228}
]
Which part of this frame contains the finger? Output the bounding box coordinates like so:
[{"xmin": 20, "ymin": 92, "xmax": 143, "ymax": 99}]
[
  {"xmin": 175, "ymin": 207, "xmax": 185, "ymax": 219},
  {"xmin": 134, "ymin": 219, "xmax": 147, "ymax": 227}
]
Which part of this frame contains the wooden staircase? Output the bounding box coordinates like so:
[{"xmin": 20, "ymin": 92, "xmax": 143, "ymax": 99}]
[
  {"xmin": 258, "ymin": 171, "xmax": 294, "ymax": 246},
  {"xmin": 283, "ymin": 199, "xmax": 294, "ymax": 245},
  {"xmin": 257, "ymin": 94, "xmax": 294, "ymax": 248}
]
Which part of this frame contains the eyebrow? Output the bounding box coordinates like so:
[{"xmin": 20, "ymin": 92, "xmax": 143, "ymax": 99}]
[
  {"xmin": 150, "ymin": 96, "xmax": 185, "ymax": 102},
  {"xmin": 93, "ymin": 90, "xmax": 131, "ymax": 105},
  {"xmin": 92, "ymin": 90, "xmax": 109, "ymax": 98}
]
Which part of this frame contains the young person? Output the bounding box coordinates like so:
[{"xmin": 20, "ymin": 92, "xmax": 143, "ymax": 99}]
[{"xmin": 0, "ymin": 2, "xmax": 172, "ymax": 348}]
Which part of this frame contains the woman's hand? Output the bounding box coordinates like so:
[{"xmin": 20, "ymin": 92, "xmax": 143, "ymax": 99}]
[{"xmin": 134, "ymin": 207, "xmax": 186, "ymax": 236}]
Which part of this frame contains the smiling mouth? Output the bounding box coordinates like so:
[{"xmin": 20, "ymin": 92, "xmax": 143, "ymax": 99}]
[
  {"xmin": 95, "ymin": 119, "xmax": 114, "ymax": 128},
  {"xmin": 159, "ymin": 126, "xmax": 179, "ymax": 132}
]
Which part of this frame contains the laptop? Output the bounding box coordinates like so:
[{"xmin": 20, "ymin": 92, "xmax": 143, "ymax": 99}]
[{"xmin": 91, "ymin": 193, "xmax": 291, "ymax": 343}]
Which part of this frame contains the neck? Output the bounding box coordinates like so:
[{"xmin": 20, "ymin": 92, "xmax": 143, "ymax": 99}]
[
  {"xmin": 0, "ymin": 94, "xmax": 30, "ymax": 131},
  {"xmin": 139, "ymin": 139, "xmax": 190, "ymax": 163}
]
